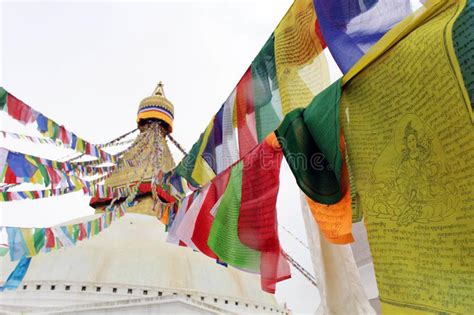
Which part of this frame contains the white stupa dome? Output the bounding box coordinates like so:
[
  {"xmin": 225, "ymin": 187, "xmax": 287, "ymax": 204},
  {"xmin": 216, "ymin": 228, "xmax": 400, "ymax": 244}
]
[{"xmin": 0, "ymin": 213, "xmax": 287, "ymax": 314}]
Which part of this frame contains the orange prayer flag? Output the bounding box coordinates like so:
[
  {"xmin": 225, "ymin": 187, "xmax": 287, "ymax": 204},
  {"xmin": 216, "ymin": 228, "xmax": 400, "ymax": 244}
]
[{"xmin": 305, "ymin": 132, "xmax": 353, "ymax": 244}]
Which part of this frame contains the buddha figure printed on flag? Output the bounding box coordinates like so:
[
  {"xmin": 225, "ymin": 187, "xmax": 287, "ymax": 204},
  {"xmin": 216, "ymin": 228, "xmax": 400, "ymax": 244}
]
[{"xmin": 365, "ymin": 114, "xmax": 458, "ymax": 226}]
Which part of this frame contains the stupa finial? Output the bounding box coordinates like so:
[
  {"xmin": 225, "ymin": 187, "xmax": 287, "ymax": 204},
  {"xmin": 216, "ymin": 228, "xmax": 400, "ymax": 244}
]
[
  {"xmin": 137, "ymin": 81, "xmax": 174, "ymax": 133},
  {"xmin": 153, "ymin": 81, "xmax": 165, "ymax": 97}
]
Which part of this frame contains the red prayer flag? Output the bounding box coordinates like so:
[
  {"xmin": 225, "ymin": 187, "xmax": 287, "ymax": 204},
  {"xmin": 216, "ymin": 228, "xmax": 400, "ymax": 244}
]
[
  {"xmin": 191, "ymin": 168, "xmax": 231, "ymax": 259},
  {"xmin": 78, "ymin": 223, "xmax": 87, "ymax": 241},
  {"xmin": 7, "ymin": 94, "xmax": 35, "ymax": 124},
  {"xmin": 238, "ymin": 134, "xmax": 291, "ymax": 293},
  {"xmin": 315, "ymin": 19, "xmax": 327, "ymax": 49},
  {"xmin": 3, "ymin": 167, "xmax": 17, "ymax": 184},
  {"xmin": 59, "ymin": 125, "xmax": 69, "ymax": 145},
  {"xmin": 236, "ymin": 67, "xmax": 258, "ymax": 157},
  {"xmin": 45, "ymin": 228, "xmax": 56, "ymax": 249},
  {"xmin": 85, "ymin": 143, "xmax": 92, "ymax": 155},
  {"xmin": 48, "ymin": 168, "xmax": 61, "ymax": 188}
]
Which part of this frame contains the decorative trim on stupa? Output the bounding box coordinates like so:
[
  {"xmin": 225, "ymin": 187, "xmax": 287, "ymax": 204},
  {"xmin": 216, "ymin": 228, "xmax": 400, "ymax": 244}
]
[{"xmin": 137, "ymin": 82, "xmax": 174, "ymax": 132}]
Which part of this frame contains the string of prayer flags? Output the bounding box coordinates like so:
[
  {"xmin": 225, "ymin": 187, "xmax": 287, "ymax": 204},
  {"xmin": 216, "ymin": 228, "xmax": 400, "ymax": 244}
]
[
  {"xmin": 1, "ymin": 131, "xmax": 59, "ymax": 146},
  {"xmin": 339, "ymin": 1, "xmax": 474, "ymax": 312},
  {"xmin": 238, "ymin": 133, "xmax": 290, "ymax": 293},
  {"xmin": 4, "ymin": 205, "xmax": 126, "ymax": 262},
  {"xmin": 313, "ymin": 0, "xmax": 413, "ymax": 73},
  {"xmin": 1, "ymin": 148, "xmax": 76, "ymax": 181},
  {"xmin": 168, "ymin": 0, "xmax": 331, "ymax": 190},
  {"xmin": 0, "ymin": 87, "xmax": 114, "ymax": 162},
  {"xmin": 0, "ymin": 148, "xmax": 113, "ymax": 195},
  {"xmin": 0, "ymin": 181, "xmax": 84, "ymax": 202}
]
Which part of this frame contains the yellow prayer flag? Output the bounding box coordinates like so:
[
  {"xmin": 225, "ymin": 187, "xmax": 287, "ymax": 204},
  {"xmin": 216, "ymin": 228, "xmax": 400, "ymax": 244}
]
[
  {"xmin": 20, "ymin": 228, "xmax": 36, "ymax": 256},
  {"xmin": 191, "ymin": 119, "xmax": 216, "ymax": 185},
  {"xmin": 340, "ymin": 1, "xmax": 473, "ymax": 313},
  {"xmin": 274, "ymin": 0, "xmax": 329, "ymax": 115}
]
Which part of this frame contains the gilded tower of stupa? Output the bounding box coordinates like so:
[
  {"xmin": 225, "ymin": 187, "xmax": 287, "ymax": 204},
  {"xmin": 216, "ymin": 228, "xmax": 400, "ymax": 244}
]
[{"xmin": 90, "ymin": 83, "xmax": 178, "ymax": 216}]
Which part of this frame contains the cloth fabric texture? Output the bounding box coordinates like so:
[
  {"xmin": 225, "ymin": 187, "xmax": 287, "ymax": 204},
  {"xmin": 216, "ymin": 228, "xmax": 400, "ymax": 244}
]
[
  {"xmin": 238, "ymin": 134, "xmax": 290, "ymax": 293},
  {"xmin": 191, "ymin": 168, "xmax": 231, "ymax": 259},
  {"xmin": 305, "ymin": 132, "xmax": 354, "ymax": 244},
  {"xmin": 207, "ymin": 161, "xmax": 261, "ymax": 272},
  {"xmin": 313, "ymin": 0, "xmax": 413, "ymax": 73},
  {"xmin": 301, "ymin": 194, "xmax": 375, "ymax": 315}
]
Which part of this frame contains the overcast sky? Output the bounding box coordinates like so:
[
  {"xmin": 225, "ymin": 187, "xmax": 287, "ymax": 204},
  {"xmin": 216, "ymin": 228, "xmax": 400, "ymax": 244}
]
[{"xmin": 0, "ymin": 1, "xmax": 346, "ymax": 313}]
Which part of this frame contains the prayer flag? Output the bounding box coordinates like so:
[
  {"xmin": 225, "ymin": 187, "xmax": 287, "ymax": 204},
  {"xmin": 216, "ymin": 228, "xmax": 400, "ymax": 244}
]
[
  {"xmin": 236, "ymin": 67, "xmax": 258, "ymax": 157},
  {"xmin": 275, "ymin": 0, "xmax": 329, "ymax": 115},
  {"xmin": 207, "ymin": 161, "xmax": 261, "ymax": 272},
  {"xmin": 0, "ymin": 257, "xmax": 31, "ymax": 291},
  {"xmin": 252, "ymin": 35, "xmax": 282, "ymax": 143},
  {"xmin": 191, "ymin": 168, "xmax": 231, "ymax": 259},
  {"xmin": 175, "ymin": 185, "xmax": 210, "ymax": 249},
  {"xmin": 216, "ymin": 89, "xmax": 239, "ymax": 173},
  {"xmin": 0, "ymin": 87, "xmax": 6, "ymax": 110},
  {"xmin": 238, "ymin": 134, "xmax": 290, "ymax": 293},
  {"xmin": 339, "ymin": 2, "xmax": 474, "ymax": 312},
  {"xmin": 304, "ymin": 133, "xmax": 354, "ymax": 244},
  {"xmin": 313, "ymin": 0, "xmax": 412, "ymax": 73},
  {"xmin": 276, "ymin": 108, "xmax": 341, "ymax": 205},
  {"xmin": 6, "ymin": 228, "xmax": 27, "ymax": 261},
  {"xmin": 191, "ymin": 120, "xmax": 216, "ymax": 185}
]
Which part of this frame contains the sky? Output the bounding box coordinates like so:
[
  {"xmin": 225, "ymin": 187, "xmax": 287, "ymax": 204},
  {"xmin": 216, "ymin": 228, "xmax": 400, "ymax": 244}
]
[{"xmin": 0, "ymin": 1, "xmax": 351, "ymax": 313}]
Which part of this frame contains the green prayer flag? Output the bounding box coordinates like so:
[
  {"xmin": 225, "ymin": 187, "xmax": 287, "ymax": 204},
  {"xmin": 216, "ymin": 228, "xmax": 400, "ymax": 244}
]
[
  {"xmin": 207, "ymin": 161, "xmax": 261, "ymax": 271},
  {"xmin": 303, "ymin": 78, "xmax": 343, "ymax": 185},
  {"xmin": 72, "ymin": 224, "xmax": 80, "ymax": 241},
  {"xmin": 33, "ymin": 228, "xmax": 45, "ymax": 254},
  {"xmin": 50, "ymin": 121, "xmax": 59, "ymax": 140},
  {"xmin": 92, "ymin": 220, "xmax": 99, "ymax": 235},
  {"xmin": 27, "ymin": 156, "xmax": 50, "ymax": 187},
  {"xmin": 453, "ymin": 0, "xmax": 474, "ymax": 111},
  {"xmin": 175, "ymin": 131, "xmax": 204, "ymax": 187},
  {"xmin": 0, "ymin": 87, "xmax": 7, "ymax": 111},
  {"xmin": 252, "ymin": 35, "xmax": 282, "ymax": 142},
  {"xmin": 276, "ymin": 106, "xmax": 342, "ymax": 204}
]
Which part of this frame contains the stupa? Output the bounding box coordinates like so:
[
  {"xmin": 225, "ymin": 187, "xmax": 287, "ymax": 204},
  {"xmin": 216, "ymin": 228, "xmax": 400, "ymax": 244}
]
[{"xmin": 0, "ymin": 84, "xmax": 288, "ymax": 314}]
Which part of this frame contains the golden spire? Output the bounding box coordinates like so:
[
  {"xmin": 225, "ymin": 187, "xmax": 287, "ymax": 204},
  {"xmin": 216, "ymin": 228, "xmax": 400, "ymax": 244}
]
[{"xmin": 153, "ymin": 81, "xmax": 165, "ymax": 97}]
